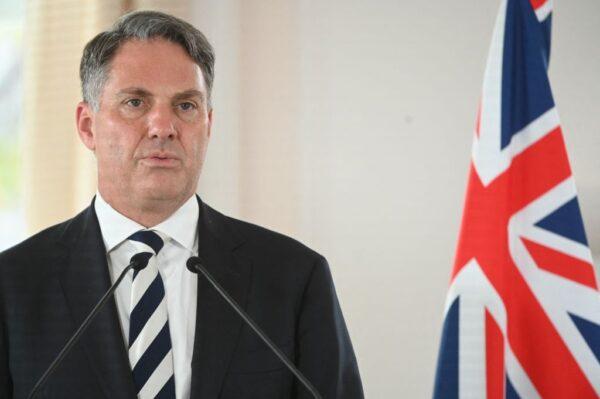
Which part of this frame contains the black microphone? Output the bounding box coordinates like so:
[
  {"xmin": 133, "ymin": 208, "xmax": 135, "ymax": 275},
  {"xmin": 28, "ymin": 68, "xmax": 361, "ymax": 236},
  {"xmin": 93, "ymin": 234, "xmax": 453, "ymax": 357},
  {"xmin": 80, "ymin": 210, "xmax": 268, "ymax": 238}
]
[
  {"xmin": 27, "ymin": 252, "xmax": 153, "ymax": 399},
  {"xmin": 186, "ymin": 256, "xmax": 323, "ymax": 399}
]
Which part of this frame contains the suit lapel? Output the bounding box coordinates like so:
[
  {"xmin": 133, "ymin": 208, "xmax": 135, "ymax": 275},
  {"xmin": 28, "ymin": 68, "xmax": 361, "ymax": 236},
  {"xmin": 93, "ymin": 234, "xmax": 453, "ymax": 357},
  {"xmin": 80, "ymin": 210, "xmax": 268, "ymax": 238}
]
[
  {"xmin": 190, "ymin": 199, "xmax": 251, "ymax": 399},
  {"xmin": 57, "ymin": 203, "xmax": 137, "ymax": 399}
]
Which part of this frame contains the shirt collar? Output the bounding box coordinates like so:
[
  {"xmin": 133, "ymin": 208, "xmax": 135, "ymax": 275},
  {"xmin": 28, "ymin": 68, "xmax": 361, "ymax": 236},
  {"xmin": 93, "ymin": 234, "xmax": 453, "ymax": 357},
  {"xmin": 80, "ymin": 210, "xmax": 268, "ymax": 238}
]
[
  {"xmin": 94, "ymin": 192, "xmax": 199, "ymax": 254},
  {"xmin": 152, "ymin": 194, "xmax": 199, "ymax": 252}
]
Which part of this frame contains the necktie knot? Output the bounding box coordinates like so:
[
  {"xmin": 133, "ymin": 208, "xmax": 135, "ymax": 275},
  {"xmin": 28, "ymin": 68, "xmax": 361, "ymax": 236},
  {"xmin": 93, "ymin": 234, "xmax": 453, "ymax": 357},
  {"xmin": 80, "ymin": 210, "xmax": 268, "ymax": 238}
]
[{"xmin": 128, "ymin": 230, "xmax": 165, "ymax": 255}]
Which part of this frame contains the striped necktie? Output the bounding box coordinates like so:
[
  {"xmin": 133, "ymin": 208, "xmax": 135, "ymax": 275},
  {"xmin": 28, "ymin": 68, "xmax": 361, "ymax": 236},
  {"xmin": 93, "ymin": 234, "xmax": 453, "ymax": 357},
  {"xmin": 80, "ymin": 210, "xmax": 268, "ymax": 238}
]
[{"xmin": 127, "ymin": 230, "xmax": 176, "ymax": 398}]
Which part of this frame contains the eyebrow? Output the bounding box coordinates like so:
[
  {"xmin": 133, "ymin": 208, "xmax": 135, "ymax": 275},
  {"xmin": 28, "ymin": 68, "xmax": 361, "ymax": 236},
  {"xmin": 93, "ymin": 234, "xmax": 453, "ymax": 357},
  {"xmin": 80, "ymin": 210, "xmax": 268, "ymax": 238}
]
[
  {"xmin": 117, "ymin": 87, "xmax": 151, "ymax": 97},
  {"xmin": 172, "ymin": 89, "xmax": 205, "ymax": 103},
  {"xmin": 117, "ymin": 87, "xmax": 205, "ymax": 102}
]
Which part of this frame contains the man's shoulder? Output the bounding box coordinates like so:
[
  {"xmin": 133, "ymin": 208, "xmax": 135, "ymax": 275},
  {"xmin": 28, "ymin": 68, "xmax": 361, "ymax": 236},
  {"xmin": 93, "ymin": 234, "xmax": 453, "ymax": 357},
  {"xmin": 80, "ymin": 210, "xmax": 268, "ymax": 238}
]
[
  {"xmin": 0, "ymin": 207, "xmax": 89, "ymax": 270},
  {"xmin": 204, "ymin": 204, "xmax": 325, "ymax": 265}
]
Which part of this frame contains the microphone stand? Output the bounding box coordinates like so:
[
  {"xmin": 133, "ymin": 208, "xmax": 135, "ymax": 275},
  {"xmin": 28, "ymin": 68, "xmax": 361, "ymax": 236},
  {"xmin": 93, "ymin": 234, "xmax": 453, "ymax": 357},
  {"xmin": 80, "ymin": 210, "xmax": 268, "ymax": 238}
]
[
  {"xmin": 27, "ymin": 252, "xmax": 152, "ymax": 399},
  {"xmin": 186, "ymin": 256, "xmax": 323, "ymax": 399}
]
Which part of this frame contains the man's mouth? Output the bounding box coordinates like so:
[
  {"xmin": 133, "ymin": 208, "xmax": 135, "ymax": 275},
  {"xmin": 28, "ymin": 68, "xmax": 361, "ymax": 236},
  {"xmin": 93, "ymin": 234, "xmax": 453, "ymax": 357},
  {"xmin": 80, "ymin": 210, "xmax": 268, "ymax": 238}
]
[{"xmin": 141, "ymin": 153, "xmax": 180, "ymax": 167}]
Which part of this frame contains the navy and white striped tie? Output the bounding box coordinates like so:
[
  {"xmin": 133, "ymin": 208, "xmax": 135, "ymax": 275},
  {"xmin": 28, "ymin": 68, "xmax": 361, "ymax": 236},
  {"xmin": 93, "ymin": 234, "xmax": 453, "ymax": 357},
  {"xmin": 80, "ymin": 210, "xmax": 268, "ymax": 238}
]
[{"xmin": 128, "ymin": 230, "xmax": 176, "ymax": 398}]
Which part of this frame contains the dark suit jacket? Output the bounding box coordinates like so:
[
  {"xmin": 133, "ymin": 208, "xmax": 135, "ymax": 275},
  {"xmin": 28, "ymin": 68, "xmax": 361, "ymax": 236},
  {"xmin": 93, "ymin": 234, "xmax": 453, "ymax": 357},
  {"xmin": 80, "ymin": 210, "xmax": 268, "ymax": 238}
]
[{"xmin": 0, "ymin": 197, "xmax": 363, "ymax": 398}]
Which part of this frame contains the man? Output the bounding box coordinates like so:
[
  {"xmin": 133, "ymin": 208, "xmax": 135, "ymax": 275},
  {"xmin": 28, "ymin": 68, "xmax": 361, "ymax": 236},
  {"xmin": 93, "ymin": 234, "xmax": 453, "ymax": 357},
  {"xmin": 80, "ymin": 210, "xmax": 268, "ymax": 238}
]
[{"xmin": 0, "ymin": 10, "xmax": 363, "ymax": 399}]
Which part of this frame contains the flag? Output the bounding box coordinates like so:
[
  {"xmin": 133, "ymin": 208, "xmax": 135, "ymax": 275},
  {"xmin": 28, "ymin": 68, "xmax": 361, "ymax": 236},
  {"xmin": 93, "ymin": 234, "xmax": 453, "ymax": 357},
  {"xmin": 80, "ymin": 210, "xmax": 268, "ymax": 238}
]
[{"xmin": 433, "ymin": 1, "xmax": 600, "ymax": 398}]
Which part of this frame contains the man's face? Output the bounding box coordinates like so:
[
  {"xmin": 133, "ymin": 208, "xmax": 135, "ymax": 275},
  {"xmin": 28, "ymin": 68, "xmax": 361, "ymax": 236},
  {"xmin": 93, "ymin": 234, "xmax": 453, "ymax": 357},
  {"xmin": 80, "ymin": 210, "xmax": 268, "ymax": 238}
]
[{"xmin": 77, "ymin": 38, "xmax": 212, "ymax": 211}]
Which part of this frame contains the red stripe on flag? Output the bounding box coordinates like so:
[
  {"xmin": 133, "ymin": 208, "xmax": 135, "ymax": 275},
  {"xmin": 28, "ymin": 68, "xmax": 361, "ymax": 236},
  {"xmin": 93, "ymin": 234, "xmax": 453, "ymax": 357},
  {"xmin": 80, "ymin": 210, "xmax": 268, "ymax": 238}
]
[
  {"xmin": 522, "ymin": 238, "xmax": 598, "ymax": 290},
  {"xmin": 486, "ymin": 310, "xmax": 505, "ymax": 399},
  {"xmin": 530, "ymin": 0, "xmax": 548, "ymax": 10},
  {"xmin": 452, "ymin": 127, "xmax": 571, "ymax": 279}
]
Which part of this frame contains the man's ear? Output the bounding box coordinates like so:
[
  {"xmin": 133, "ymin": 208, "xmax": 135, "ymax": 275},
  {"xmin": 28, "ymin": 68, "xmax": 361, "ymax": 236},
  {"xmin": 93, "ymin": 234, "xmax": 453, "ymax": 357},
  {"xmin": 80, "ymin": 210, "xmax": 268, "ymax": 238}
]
[
  {"xmin": 76, "ymin": 102, "xmax": 96, "ymax": 151},
  {"xmin": 207, "ymin": 108, "xmax": 213, "ymax": 138}
]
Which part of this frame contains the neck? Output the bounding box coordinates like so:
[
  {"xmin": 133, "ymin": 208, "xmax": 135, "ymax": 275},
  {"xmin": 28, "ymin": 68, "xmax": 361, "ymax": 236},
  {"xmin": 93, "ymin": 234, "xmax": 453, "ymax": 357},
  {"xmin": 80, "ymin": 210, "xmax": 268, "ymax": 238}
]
[{"xmin": 99, "ymin": 190, "xmax": 194, "ymax": 228}]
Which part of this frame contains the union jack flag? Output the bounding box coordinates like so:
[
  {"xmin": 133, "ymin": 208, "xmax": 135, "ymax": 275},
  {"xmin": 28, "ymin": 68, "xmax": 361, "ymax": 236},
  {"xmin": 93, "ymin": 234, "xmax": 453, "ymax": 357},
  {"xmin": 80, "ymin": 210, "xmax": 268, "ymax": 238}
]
[{"xmin": 433, "ymin": 1, "xmax": 600, "ymax": 398}]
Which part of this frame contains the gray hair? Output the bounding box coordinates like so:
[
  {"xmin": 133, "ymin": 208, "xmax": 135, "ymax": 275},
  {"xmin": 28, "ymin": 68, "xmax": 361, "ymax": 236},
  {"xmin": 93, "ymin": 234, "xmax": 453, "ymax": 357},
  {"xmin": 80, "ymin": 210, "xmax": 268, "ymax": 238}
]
[{"xmin": 80, "ymin": 10, "xmax": 215, "ymax": 111}]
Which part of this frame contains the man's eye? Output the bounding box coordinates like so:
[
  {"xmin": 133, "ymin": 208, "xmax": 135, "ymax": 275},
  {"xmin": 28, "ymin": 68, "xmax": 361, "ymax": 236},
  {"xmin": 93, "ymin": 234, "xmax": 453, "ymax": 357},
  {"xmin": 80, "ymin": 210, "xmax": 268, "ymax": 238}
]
[
  {"xmin": 178, "ymin": 102, "xmax": 197, "ymax": 111},
  {"xmin": 126, "ymin": 99, "xmax": 143, "ymax": 107}
]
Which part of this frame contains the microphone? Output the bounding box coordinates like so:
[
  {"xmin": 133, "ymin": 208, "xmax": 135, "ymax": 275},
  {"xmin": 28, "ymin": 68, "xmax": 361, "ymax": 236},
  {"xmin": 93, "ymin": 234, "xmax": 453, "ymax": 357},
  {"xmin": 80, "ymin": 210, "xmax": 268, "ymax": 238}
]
[
  {"xmin": 186, "ymin": 256, "xmax": 323, "ymax": 399},
  {"xmin": 27, "ymin": 252, "xmax": 152, "ymax": 399}
]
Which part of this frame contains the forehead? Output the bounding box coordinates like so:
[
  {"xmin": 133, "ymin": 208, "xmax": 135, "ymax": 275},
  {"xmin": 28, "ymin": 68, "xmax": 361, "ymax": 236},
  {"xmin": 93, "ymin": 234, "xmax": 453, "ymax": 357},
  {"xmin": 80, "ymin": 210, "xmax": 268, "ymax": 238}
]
[{"xmin": 105, "ymin": 38, "xmax": 206, "ymax": 94}]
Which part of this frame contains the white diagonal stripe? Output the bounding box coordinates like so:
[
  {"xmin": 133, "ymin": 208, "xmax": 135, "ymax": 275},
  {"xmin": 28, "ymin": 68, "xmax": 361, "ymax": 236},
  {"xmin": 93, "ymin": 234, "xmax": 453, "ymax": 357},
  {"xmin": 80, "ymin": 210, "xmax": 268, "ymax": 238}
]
[
  {"xmin": 535, "ymin": 0, "xmax": 552, "ymax": 22},
  {"xmin": 138, "ymin": 350, "xmax": 174, "ymax": 399},
  {"xmin": 129, "ymin": 239, "xmax": 158, "ymax": 255},
  {"xmin": 129, "ymin": 308, "xmax": 168, "ymax": 368},
  {"xmin": 131, "ymin": 257, "xmax": 159, "ymax": 307},
  {"xmin": 505, "ymin": 345, "xmax": 541, "ymax": 399}
]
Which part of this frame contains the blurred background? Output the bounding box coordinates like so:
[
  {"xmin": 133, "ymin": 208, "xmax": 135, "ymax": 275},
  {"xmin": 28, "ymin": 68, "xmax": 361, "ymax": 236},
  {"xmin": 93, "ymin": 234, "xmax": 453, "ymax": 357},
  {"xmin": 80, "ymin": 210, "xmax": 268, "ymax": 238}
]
[{"xmin": 0, "ymin": 0, "xmax": 598, "ymax": 397}]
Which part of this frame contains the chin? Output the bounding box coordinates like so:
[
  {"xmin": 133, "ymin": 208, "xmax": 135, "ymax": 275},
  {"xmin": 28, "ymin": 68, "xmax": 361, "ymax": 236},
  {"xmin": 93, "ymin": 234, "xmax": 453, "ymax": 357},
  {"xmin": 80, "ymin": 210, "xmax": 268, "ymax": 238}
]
[
  {"xmin": 133, "ymin": 172, "xmax": 196, "ymax": 203},
  {"xmin": 136, "ymin": 184, "xmax": 185, "ymax": 202}
]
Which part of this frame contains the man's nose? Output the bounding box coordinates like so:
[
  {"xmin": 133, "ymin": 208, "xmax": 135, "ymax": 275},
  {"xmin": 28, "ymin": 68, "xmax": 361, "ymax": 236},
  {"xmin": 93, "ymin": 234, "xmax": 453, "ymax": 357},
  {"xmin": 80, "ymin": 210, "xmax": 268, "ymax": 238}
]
[{"xmin": 147, "ymin": 104, "xmax": 178, "ymax": 139}]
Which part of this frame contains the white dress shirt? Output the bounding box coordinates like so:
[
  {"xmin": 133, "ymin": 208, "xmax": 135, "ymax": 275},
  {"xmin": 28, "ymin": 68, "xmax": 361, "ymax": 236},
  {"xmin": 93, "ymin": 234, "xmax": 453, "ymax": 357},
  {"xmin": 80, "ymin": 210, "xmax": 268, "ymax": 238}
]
[{"xmin": 95, "ymin": 192, "xmax": 198, "ymax": 399}]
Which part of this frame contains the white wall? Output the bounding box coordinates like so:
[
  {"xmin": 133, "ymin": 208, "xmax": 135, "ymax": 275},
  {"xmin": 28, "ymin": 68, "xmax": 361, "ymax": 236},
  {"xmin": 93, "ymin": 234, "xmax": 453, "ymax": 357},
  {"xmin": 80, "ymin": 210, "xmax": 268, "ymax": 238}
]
[{"xmin": 192, "ymin": 1, "xmax": 600, "ymax": 397}]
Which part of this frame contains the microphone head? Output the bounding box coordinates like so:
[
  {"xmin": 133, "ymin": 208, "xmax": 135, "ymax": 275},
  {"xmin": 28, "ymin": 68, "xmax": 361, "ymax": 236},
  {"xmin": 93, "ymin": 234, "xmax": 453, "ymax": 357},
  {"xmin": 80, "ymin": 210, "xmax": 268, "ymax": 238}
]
[
  {"xmin": 130, "ymin": 252, "xmax": 153, "ymax": 271},
  {"xmin": 186, "ymin": 256, "xmax": 203, "ymax": 273}
]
